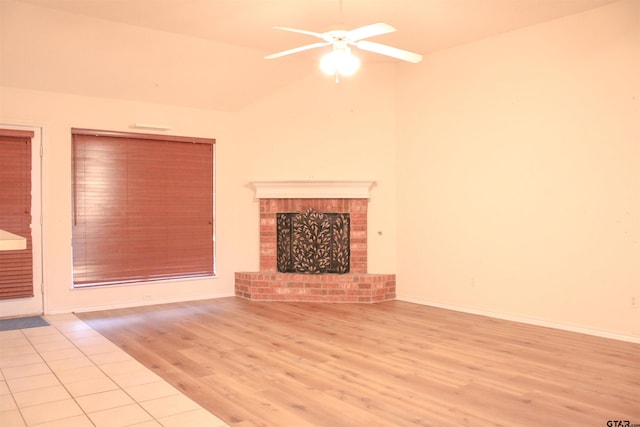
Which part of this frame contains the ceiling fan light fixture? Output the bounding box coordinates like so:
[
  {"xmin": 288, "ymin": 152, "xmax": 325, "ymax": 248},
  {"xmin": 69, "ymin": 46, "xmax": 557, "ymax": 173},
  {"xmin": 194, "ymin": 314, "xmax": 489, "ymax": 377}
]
[
  {"xmin": 267, "ymin": 23, "xmax": 422, "ymax": 76},
  {"xmin": 320, "ymin": 47, "xmax": 360, "ymax": 77}
]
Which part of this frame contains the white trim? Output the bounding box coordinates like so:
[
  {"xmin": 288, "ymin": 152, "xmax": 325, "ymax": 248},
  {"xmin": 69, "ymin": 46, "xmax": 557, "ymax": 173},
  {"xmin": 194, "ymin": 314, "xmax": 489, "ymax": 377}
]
[
  {"xmin": 250, "ymin": 180, "xmax": 375, "ymax": 199},
  {"xmin": 0, "ymin": 122, "xmax": 44, "ymax": 317},
  {"xmin": 46, "ymin": 291, "xmax": 235, "ymax": 315},
  {"xmin": 397, "ymin": 295, "xmax": 640, "ymax": 344}
]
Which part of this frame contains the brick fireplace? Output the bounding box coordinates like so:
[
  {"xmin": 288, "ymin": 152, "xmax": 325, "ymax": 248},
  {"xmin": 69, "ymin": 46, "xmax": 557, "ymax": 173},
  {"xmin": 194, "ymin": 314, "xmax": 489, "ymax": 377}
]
[{"xmin": 235, "ymin": 181, "xmax": 396, "ymax": 303}]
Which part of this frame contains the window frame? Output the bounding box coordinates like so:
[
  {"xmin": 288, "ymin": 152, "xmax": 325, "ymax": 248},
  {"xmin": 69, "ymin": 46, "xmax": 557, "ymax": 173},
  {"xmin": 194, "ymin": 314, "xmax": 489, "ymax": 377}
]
[{"xmin": 71, "ymin": 128, "xmax": 216, "ymax": 288}]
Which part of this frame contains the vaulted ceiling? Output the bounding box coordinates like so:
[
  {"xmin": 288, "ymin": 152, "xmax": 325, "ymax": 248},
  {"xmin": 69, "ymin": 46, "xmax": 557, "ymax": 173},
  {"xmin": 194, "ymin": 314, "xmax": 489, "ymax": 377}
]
[{"xmin": 2, "ymin": 0, "xmax": 617, "ymax": 111}]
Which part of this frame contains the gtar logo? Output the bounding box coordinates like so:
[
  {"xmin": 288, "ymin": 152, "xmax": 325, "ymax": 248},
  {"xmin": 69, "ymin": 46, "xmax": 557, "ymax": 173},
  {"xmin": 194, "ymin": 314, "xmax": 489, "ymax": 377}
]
[{"xmin": 606, "ymin": 421, "xmax": 638, "ymax": 427}]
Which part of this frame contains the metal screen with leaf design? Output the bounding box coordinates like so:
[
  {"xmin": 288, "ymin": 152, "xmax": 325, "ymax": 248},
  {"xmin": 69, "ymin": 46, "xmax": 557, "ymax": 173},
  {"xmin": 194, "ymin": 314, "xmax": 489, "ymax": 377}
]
[{"xmin": 276, "ymin": 209, "xmax": 350, "ymax": 274}]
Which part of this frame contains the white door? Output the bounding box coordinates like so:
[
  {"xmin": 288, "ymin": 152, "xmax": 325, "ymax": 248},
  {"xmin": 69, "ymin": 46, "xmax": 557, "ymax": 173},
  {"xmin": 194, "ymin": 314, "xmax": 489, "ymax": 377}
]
[{"xmin": 0, "ymin": 124, "xmax": 43, "ymax": 317}]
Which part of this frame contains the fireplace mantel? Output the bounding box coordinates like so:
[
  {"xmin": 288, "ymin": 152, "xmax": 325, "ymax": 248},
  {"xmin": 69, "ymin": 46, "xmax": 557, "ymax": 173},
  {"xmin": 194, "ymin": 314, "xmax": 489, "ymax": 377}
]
[
  {"xmin": 237, "ymin": 179, "xmax": 395, "ymax": 303},
  {"xmin": 250, "ymin": 180, "xmax": 375, "ymax": 199}
]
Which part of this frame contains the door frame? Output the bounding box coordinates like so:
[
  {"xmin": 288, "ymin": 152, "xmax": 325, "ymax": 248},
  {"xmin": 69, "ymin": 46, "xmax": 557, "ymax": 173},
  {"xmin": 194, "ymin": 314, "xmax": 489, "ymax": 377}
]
[{"xmin": 0, "ymin": 123, "xmax": 44, "ymax": 317}]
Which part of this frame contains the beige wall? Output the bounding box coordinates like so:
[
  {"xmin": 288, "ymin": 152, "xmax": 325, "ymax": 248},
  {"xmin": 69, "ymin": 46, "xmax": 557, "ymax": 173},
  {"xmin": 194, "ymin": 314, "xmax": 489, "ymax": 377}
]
[
  {"xmin": 232, "ymin": 66, "xmax": 398, "ymax": 275},
  {"xmin": 1, "ymin": 88, "xmax": 239, "ymax": 313},
  {"xmin": 0, "ymin": 4, "xmax": 397, "ymax": 314},
  {"xmin": 396, "ymin": 0, "xmax": 639, "ymax": 340},
  {"xmin": 0, "ymin": 68, "xmax": 397, "ymax": 314},
  {"xmin": 1, "ymin": 0, "xmax": 637, "ymax": 341}
]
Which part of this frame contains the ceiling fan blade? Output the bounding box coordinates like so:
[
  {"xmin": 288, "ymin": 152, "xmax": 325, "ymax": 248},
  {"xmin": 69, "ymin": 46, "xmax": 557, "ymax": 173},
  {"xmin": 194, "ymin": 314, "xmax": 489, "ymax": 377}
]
[
  {"xmin": 356, "ymin": 40, "xmax": 423, "ymax": 63},
  {"xmin": 347, "ymin": 23, "xmax": 396, "ymax": 42},
  {"xmin": 272, "ymin": 26, "xmax": 330, "ymax": 41},
  {"xmin": 264, "ymin": 42, "xmax": 330, "ymax": 59}
]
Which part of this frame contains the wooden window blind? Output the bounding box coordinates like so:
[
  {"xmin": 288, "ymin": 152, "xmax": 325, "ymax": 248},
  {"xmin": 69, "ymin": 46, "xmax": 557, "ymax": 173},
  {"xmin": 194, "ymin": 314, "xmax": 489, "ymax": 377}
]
[
  {"xmin": 72, "ymin": 129, "xmax": 215, "ymax": 287},
  {"xmin": 0, "ymin": 129, "xmax": 34, "ymax": 300}
]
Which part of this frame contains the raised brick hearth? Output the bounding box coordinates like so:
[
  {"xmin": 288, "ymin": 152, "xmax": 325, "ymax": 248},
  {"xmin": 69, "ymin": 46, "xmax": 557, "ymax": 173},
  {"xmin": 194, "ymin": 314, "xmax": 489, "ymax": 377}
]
[
  {"xmin": 235, "ymin": 181, "xmax": 396, "ymax": 303},
  {"xmin": 235, "ymin": 272, "xmax": 396, "ymax": 303}
]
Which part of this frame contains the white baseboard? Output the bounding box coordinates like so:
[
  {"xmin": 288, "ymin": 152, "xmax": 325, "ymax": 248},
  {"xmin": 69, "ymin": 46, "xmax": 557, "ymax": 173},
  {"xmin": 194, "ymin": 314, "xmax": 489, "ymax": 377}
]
[
  {"xmin": 45, "ymin": 291, "xmax": 236, "ymax": 315},
  {"xmin": 397, "ymin": 295, "xmax": 640, "ymax": 344}
]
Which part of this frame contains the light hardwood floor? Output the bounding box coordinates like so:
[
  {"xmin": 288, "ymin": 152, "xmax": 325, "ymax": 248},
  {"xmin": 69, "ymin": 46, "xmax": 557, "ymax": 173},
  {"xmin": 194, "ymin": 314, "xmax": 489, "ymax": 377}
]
[{"xmin": 77, "ymin": 298, "xmax": 640, "ymax": 427}]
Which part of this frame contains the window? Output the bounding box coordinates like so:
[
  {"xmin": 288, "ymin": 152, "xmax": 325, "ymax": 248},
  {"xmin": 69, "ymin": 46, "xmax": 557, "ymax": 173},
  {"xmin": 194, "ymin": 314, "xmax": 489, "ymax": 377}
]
[
  {"xmin": 71, "ymin": 129, "xmax": 215, "ymax": 287},
  {"xmin": 0, "ymin": 129, "xmax": 34, "ymax": 299}
]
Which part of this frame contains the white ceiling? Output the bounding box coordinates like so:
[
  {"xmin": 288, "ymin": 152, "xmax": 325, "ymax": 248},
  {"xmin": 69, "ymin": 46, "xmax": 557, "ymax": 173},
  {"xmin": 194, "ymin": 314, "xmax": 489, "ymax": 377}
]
[
  {"xmin": 16, "ymin": 0, "xmax": 617, "ymax": 55},
  {"xmin": 5, "ymin": 0, "xmax": 617, "ymax": 110}
]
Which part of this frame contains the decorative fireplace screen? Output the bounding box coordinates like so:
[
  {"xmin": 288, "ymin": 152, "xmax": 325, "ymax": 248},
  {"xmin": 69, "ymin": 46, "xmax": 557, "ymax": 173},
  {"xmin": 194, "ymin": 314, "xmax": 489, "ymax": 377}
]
[{"xmin": 276, "ymin": 208, "xmax": 350, "ymax": 274}]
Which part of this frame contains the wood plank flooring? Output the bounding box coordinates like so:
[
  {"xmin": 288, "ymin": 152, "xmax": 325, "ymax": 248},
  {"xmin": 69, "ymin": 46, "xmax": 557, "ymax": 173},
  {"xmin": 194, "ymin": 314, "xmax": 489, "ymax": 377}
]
[{"xmin": 76, "ymin": 298, "xmax": 640, "ymax": 427}]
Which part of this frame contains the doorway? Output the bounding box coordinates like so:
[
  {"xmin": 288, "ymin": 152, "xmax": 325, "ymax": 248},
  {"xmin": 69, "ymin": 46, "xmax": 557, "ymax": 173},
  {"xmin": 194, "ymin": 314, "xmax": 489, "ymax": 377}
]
[{"xmin": 0, "ymin": 124, "xmax": 43, "ymax": 317}]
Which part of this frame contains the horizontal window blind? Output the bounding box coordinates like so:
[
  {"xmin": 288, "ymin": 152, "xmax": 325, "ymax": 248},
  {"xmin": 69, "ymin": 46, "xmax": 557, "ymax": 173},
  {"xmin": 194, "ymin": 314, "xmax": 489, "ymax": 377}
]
[
  {"xmin": 72, "ymin": 129, "xmax": 215, "ymax": 286},
  {"xmin": 0, "ymin": 129, "xmax": 34, "ymax": 300}
]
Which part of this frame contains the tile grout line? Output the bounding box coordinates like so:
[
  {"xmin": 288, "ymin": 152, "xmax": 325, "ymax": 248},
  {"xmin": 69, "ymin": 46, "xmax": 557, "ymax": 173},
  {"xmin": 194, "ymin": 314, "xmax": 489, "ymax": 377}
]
[
  {"xmin": 2, "ymin": 328, "xmax": 76, "ymax": 427},
  {"xmin": 13, "ymin": 320, "xmax": 155, "ymax": 426},
  {"xmin": 19, "ymin": 323, "xmax": 100, "ymax": 426},
  {"xmin": 45, "ymin": 319, "xmax": 159, "ymax": 426},
  {"xmin": 6, "ymin": 330, "xmax": 32, "ymax": 427},
  {"xmin": 49, "ymin": 316, "xmax": 222, "ymax": 426},
  {"xmin": 3, "ymin": 317, "xmax": 229, "ymax": 427}
]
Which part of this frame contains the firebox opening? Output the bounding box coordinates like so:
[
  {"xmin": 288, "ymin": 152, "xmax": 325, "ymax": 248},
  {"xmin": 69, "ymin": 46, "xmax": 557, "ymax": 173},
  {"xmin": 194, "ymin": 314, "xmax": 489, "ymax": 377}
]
[{"xmin": 277, "ymin": 208, "xmax": 350, "ymax": 274}]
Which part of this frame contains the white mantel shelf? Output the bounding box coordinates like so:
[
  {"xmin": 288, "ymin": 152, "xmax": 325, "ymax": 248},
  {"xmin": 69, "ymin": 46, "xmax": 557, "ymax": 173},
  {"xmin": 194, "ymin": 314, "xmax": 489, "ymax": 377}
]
[
  {"xmin": 251, "ymin": 180, "xmax": 375, "ymax": 199},
  {"xmin": 0, "ymin": 229, "xmax": 27, "ymax": 251}
]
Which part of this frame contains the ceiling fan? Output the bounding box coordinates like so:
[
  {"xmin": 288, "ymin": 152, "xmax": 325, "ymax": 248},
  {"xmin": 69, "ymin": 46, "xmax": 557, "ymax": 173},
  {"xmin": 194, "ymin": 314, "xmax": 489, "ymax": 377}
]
[{"xmin": 265, "ymin": 23, "xmax": 422, "ymax": 77}]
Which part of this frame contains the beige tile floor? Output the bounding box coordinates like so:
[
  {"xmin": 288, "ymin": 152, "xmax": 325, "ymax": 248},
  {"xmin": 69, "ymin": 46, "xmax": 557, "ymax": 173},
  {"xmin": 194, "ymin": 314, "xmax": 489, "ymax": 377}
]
[{"xmin": 0, "ymin": 314, "xmax": 229, "ymax": 427}]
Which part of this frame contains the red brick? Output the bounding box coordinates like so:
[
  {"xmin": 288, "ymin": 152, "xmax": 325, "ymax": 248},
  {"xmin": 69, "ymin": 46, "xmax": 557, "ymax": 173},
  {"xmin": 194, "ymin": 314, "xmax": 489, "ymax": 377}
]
[{"xmin": 239, "ymin": 194, "xmax": 397, "ymax": 302}]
